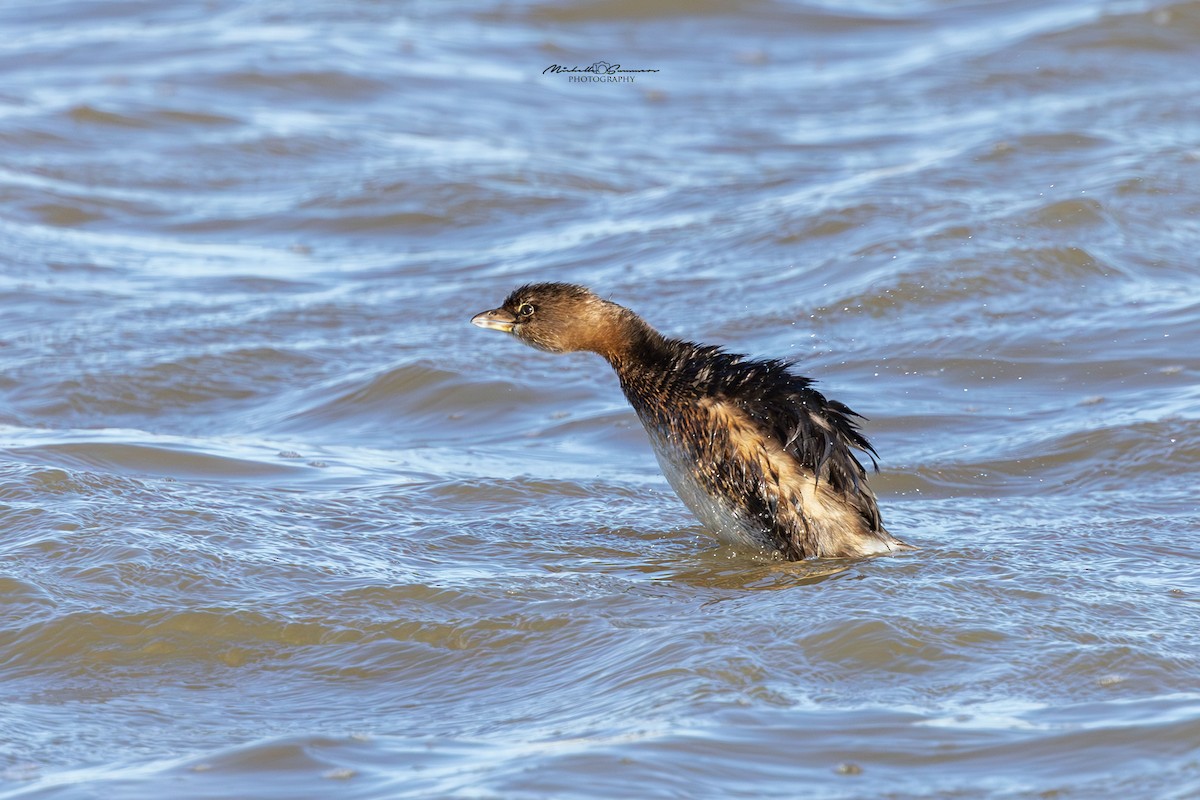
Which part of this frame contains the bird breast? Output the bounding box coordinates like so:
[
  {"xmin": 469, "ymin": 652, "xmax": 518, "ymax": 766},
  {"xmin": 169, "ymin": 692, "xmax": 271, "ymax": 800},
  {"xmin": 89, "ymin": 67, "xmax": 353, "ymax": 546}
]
[{"xmin": 641, "ymin": 422, "xmax": 780, "ymax": 556}]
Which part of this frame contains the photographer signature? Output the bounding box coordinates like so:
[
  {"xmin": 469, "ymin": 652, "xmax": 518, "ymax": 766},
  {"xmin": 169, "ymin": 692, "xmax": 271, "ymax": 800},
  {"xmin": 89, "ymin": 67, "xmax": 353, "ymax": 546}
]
[{"xmin": 543, "ymin": 61, "xmax": 659, "ymax": 75}]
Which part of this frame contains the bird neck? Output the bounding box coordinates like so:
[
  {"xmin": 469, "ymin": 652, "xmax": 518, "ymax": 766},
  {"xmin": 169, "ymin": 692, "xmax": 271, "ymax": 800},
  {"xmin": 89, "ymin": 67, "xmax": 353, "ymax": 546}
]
[
  {"xmin": 597, "ymin": 314, "xmax": 697, "ymax": 419},
  {"xmin": 596, "ymin": 310, "xmax": 670, "ymax": 368}
]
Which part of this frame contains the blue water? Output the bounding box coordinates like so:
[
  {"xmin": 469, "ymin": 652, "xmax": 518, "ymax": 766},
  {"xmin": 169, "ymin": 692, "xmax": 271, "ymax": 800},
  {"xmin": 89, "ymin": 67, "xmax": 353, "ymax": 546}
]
[{"xmin": 2, "ymin": 1, "xmax": 1198, "ymax": 797}]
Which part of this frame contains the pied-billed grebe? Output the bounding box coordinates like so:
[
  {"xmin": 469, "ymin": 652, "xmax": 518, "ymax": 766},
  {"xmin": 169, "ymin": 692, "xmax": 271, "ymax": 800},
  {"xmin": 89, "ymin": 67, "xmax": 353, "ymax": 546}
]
[{"xmin": 471, "ymin": 283, "xmax": 911, "ymax": 560}]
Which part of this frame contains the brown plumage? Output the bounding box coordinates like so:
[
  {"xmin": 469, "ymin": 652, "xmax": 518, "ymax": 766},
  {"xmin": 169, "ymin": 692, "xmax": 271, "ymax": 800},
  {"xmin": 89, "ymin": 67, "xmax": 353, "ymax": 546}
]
[{"xmin": 471, "ymin": 282, "xmax": 912, "ymax": 560}]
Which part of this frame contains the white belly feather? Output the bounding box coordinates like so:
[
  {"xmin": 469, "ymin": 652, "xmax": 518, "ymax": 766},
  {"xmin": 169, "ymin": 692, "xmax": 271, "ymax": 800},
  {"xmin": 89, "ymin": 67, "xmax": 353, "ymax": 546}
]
[{"xmin": 643, "ymin": 428, "xmax": 776, "ymax": 554}]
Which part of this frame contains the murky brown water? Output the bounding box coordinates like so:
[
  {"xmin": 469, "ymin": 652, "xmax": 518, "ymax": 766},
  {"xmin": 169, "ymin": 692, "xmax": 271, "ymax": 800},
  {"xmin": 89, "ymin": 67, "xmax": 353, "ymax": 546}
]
[{"xmin": 2, "ymin": 1, "xmax": 1199, "ymax": 797}]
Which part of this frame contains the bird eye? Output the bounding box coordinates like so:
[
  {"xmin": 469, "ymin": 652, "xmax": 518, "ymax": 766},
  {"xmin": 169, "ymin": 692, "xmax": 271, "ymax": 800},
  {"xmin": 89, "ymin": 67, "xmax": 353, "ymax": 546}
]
[{"xmin": 517, "ymin": 303, "xmax": 535, "ymax": 317}]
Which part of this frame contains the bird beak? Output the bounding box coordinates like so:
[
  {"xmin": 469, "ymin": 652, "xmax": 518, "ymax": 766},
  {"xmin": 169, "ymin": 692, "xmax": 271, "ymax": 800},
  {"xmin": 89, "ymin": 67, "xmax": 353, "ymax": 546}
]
[{"xmin": 471, "ymin": 308, "xmax": 517, "ymax": 333}]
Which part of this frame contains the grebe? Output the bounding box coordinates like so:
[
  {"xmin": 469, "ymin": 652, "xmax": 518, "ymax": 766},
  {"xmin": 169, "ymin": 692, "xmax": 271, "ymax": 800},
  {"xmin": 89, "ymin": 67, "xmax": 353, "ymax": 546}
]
[{"xmin": 471, "ymin": 283, "xmax": 910, "ymax": 560}]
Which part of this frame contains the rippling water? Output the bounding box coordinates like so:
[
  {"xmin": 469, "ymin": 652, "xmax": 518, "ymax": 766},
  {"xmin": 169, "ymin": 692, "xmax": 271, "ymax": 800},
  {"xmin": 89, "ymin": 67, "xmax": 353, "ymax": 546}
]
[{"xmin": 2, "ymin": 1, "xmax": 1199, "ymax": 797}]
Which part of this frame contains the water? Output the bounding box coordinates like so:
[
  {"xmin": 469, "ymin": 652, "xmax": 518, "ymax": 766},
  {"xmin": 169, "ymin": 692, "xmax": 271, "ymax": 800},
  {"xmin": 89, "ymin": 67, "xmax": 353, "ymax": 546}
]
[{"xmin": 2, "ymin": 0, "xmax": 1199, "ymax": 797}]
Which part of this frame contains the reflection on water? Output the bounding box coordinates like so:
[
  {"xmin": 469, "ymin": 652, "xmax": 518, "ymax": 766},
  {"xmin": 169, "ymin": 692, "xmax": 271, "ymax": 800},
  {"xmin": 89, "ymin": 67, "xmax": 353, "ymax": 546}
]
[{"xmin": 2, "ymin": 0, "xmax": 1199, "ymax": 797}]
